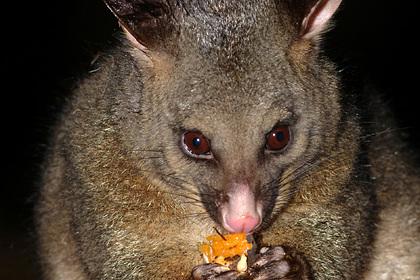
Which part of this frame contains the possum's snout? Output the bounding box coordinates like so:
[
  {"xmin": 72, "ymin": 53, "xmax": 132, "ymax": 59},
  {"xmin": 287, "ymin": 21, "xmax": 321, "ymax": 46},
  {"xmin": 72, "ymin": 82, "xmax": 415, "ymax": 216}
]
[{"xmin": 220, "ymin": 183, "xmax": 263, "ymax": 233}]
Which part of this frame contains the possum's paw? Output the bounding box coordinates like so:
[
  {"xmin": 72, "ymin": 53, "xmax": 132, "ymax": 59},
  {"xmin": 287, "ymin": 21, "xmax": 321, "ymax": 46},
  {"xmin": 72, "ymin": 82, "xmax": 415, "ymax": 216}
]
[
  {"xmin": 248, "ymin": 246, "xmax": 311, "ymax": 280},
  {"xmin": 192, "ymin": 246, "xmax": 311, "ymax": 280},
  {"xmin": 192, "ymin": 263, "xmax": 245, "ymax": 279},
  {"xmin": 247, "ymin": 246, "xmax": 289, "ymax": 279}
]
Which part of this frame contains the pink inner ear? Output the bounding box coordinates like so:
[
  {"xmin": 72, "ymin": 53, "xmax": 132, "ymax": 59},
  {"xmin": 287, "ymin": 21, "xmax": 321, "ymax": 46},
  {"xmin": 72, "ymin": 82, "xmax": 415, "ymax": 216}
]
[
  {"xmin": 301, "ymin": 0, "xmax": 342, "ymax": 39},
  {"xmin": 122, "ymin": 26, "xmax": 148, "ymax": 52}
]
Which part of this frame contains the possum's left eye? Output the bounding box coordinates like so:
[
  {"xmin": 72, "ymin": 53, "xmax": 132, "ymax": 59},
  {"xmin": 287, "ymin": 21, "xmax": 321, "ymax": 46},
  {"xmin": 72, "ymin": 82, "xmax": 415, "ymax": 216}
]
[
  {"xmin": 265, "ymin": 125, "xmax": 291, "ymax": 152},
  {"xmin": 181, "ymin": 131, "xmax": 213, "ymax": 159}
]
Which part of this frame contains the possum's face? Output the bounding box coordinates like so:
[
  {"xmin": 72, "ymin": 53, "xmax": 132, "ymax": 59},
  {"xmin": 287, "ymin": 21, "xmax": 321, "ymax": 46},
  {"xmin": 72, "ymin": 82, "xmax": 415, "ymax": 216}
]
[
  {"xmin": 146, "ymin": 52, "xmax": 341, "ymax": 233},
  {"xmin": 108, "ymin": 0, "xmax": 344, "ymax": 233}
]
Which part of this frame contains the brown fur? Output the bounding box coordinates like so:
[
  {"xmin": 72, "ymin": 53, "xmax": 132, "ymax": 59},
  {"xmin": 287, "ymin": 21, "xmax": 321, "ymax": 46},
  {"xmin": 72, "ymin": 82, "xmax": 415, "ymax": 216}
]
[{"xmin": 36, "ymin": 1, "xmax": 419, "ymax": 279}]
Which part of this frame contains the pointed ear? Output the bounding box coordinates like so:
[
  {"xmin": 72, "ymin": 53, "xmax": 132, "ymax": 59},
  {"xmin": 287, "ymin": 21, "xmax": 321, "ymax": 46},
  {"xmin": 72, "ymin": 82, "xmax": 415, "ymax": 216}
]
[
  {"xmin": 300, "ymin": 0, "xmax": 342, "ymax": 40},
  {"xmin": 103, "ymin": 0, "xmax": 179, "ymax": 51}
]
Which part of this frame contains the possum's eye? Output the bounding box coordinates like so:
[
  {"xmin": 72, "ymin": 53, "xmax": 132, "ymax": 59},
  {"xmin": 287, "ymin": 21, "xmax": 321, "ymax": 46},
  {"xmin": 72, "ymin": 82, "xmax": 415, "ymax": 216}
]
[
  {"xmin": 181, "ymin": 131, "xmax": 213, "ymax": 159},
  {"xmin": 265, "ymin": 125, "xmax": 291, "ymax": 152}
]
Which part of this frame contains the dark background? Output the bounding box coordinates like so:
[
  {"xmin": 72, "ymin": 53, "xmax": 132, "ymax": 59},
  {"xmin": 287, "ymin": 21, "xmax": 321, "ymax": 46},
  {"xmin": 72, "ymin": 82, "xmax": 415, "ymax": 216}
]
[{"xmin": 1, "ymin": 0, "xmax": 418, "ymax": 279}]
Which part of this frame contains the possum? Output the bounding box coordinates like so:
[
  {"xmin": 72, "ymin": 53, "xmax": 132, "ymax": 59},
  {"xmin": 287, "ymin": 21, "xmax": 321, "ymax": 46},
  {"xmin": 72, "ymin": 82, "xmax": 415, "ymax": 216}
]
[{"xmin": 36, "ymin": 0, "xmax": 420, "ymax": 279}]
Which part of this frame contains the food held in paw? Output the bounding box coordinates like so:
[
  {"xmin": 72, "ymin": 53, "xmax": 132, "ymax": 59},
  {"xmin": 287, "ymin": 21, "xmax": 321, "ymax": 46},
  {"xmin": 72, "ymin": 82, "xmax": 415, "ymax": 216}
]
[{"xmin": 199, "ymin": 232, "xmax": 252, "ymax": 272}]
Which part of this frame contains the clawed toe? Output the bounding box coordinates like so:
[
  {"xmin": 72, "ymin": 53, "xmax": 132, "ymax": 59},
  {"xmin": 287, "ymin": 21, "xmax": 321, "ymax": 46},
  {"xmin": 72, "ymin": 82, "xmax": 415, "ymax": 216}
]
[{"xmin": 192, "ymin": 264, "xmax": 242, "ymax": 280}]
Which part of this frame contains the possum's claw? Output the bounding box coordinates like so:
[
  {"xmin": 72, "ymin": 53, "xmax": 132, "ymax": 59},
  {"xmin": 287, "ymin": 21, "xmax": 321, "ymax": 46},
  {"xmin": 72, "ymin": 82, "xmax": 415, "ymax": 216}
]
[
  {"xmin": 248, "ymin": 246, "xmax": 290, "ymax": 279},
  {"xmin": 248, "ymin": 246, "xmax": 311, "ymax": 280},
  {"xmin": 192, "ymin": 263, "xmax": 243, "ymax": 279}
]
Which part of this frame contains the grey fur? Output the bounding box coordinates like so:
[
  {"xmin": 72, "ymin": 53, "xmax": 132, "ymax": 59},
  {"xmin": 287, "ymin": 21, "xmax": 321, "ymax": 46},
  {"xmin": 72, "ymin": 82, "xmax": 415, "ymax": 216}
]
[{"xmin": 36, "ymin": 1, "xmax": 419, "ymax": 279}]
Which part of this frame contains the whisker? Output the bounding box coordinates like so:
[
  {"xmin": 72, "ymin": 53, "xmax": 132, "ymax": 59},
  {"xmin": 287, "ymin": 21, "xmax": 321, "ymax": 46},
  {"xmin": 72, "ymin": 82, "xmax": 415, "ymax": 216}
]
[
  {"xmin": 270, "ymin": 150, "xmax": 372, "ymax": 214},
  {"xmin": 260, "ymin": 150, "xmax": 353, "ymax": 214},
  {"xmin": 163, "ymin": 176, "xmax": 203, "ymax": 196},
  {"xmin": 260, "ymin": 174, "xmax": 280, "ymax": 190},
  {"xmin": 164, "ymin": 174, "xmax": 219, "ymax": 198},
  {"xmin": 137, "ymin": 156, "xmax": 164, "ymax": 160},
  {"xmin": 136, "ymin": 183, "xmax": 203, "ymax": 204},
  {"xmin": 278, "ymin": 158, "xmax": 319, "ymax": 186},
  {"xmin": 279, "ymin": 143, "xmax": 371, "ymax": 187},
  {"xmin": 276, "ymin": 165, "xmax": 322, "ymax": 191},
  {"xmin": 279, "ymin": 161, "xmax": 320, "ymax": 188},
  {"xmin": 158, "ymin": 180, "xmax": 202, "ymax": 202},
  {"xmin": 131, "ymin": 149, "xmax": 164, "ymax": 153},
  {"xmin": 134, "ymin": 169, "xmax": 219, "ymax": 212},
  {"xmin": 180, "ymin": 212, "xmax": 212, "ymax": 220},
  {"xmin": 131, "ymin": 168, "xmax": 204, "ymax": 202},
  {"xmin": 359, "ymin": 127, "xmax": 410, "ymax": 141}
]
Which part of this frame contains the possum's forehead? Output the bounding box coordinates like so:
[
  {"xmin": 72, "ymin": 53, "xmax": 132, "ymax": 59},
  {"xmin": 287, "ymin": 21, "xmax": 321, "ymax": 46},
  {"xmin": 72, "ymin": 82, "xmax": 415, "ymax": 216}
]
[
  {"xmin": 179, "ymin": 0, "xmax": 292, "ymax": 58},
  {"xmin": 169, "ymin": 79, "xmax": 296, "ymax": 136},
  {"xmin": 168, "ymin": 58, "xmax": 299, "ymax": 129},
  {"xmin": 168, "ymin": 53, "xmax": 300, "ymax": 121},
  {"xmin": 164, "ymin": 1, "xmax": 303, "ymax": 129}
]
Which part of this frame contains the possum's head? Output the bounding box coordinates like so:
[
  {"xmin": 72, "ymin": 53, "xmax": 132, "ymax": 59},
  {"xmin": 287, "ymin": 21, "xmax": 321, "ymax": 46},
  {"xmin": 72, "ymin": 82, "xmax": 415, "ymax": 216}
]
[{"xmin": 105, "ymin": 0, "xmax": 348, "ymax": 233}]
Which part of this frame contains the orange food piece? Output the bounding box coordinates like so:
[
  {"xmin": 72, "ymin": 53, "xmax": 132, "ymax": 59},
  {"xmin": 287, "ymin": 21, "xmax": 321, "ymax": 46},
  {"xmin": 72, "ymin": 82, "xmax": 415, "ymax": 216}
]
[{"xmin": 199, "ymin": 233, "xmax": 252, "ymax": 264}]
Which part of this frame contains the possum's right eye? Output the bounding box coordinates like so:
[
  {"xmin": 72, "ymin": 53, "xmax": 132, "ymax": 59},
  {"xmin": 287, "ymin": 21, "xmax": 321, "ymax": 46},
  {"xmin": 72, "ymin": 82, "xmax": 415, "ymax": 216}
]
[{"xmin": 181, "ymin": 131, "xmax": 213, "ymax": 159}]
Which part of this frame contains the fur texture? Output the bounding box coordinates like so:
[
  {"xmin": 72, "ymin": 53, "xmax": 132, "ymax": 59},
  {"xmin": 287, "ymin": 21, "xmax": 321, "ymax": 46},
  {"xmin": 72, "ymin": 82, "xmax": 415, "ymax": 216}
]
[{"xmin": 36, "ymin": 1, "xmax": 419, "ymax": 279}]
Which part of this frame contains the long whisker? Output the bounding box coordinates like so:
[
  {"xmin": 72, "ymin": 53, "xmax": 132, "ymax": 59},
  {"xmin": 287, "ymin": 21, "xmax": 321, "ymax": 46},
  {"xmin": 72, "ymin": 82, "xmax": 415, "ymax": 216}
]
[
  {"xmin": 269, "ymin": 148, "xmax": 372, "ymax": 215},
  {"xmin": 158, "ymin": 178, "xmax": 202, "ymax": 201},
  {"xmin": 133, "ymin": 167, "xmax": 219, "ymax": 215},
  {"xmin": 279, "ymin": 139, "xmax": 373, "ymax": 187},
  {"xmin": 159, "ymin": 189, "xmax": 203, "ymax": 204},
  {"xmin": 137, "ymin": 156, "xmax": 165, "ymax": 160},
  {"xmin": 181, "ymin": 211, "xmax": 211, "ymax": 218},
  {"xmin": 261, "ymin": 149, "xmax": 360, "ymax": 214},
  {"xmin": 279, "ymin": 157, "xmax": 319, "ymax": 186},
  {"xmin": 131, "ymin": 149, "xmax": 164, "ymax": 153},
  {"xmin": 164, "ymin": 173, "xmax": 219, "ymax": 198},
  {"xmin": 359, "ymin": 127, "xmax": 410, "ymax": 141},
  {"xmin": 131, "ymin": 168, "xmax": 203, "ymax": 201}
]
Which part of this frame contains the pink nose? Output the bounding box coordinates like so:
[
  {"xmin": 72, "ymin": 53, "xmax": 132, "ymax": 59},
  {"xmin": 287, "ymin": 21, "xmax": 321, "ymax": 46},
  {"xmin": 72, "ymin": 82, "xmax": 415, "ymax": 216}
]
[{"xmin": 225, "ymin": 214, "xmax": 260, "ymax": 233}]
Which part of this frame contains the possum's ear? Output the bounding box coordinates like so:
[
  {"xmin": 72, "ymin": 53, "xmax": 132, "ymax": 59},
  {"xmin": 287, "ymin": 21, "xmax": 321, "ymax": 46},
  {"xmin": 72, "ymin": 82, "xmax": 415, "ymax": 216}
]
[
  {"xmin": 103, "ymin": 0, "xmax": 179, "ymax": 51},
  {"xmin": 300, "ymin": 0, "xmax": 342, "ymax": 40}
]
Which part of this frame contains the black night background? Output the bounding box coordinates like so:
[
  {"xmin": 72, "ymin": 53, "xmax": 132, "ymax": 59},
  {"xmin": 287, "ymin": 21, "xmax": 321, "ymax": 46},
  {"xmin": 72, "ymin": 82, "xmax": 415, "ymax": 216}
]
[{"xmin": 1, "ymin": 0, "xmax": 419, "ymax": 279}]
